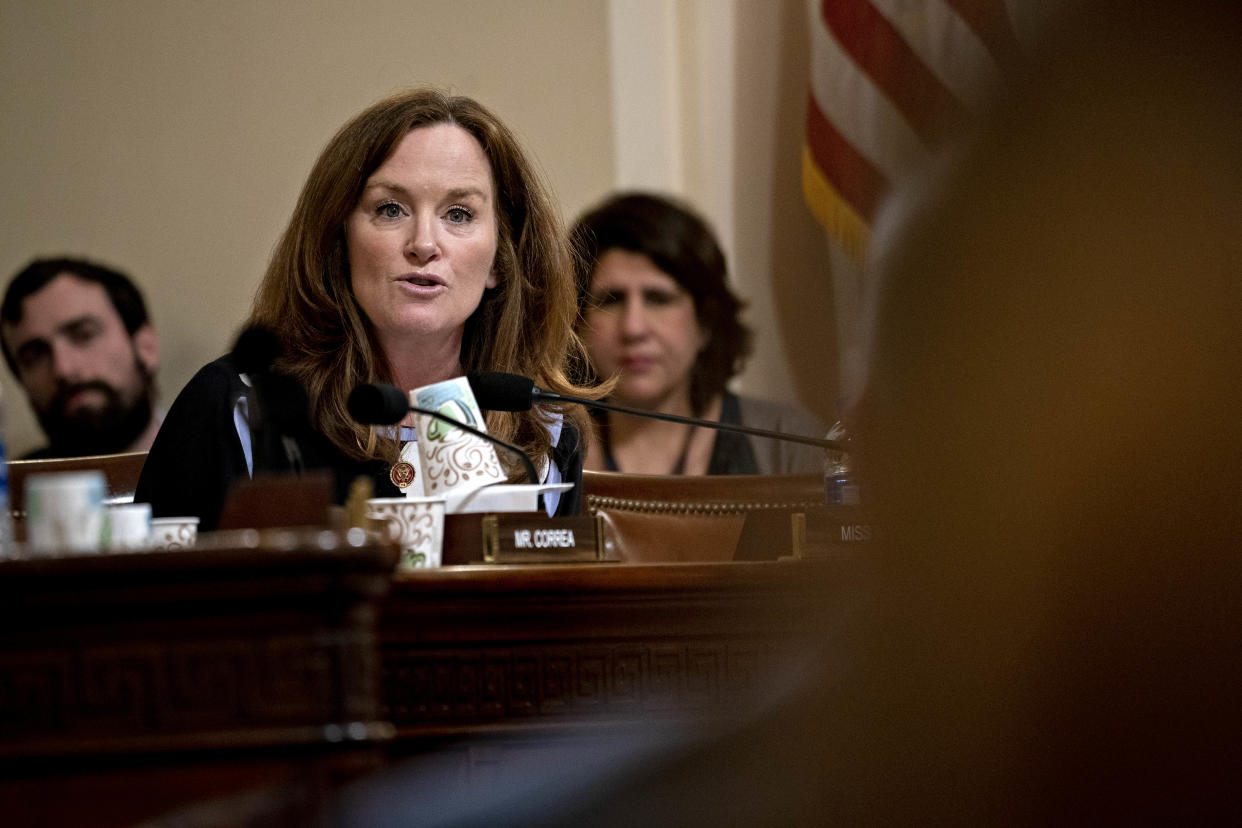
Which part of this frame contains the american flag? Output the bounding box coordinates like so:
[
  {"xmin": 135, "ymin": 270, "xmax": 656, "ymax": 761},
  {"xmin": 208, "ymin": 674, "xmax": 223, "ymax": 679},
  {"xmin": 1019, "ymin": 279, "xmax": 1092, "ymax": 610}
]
[
  {"xmin": 804, "ymin": 0, "xmax": 1022, "ymax": 260},
  {"xmin": 803, "ymin": 0, "xmax": 1022, "ymax": 404}
]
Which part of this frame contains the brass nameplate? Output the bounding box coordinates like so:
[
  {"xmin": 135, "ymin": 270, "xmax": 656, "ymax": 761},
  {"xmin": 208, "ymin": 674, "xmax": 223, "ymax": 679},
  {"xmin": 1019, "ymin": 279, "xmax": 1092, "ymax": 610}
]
[
  {"xmin": 791, "ymin": 506, "xmax": 878, "ymax": 559},
  {"xmin": 481, "ymin": 514, "xmax": 604, "ymax": 564}
]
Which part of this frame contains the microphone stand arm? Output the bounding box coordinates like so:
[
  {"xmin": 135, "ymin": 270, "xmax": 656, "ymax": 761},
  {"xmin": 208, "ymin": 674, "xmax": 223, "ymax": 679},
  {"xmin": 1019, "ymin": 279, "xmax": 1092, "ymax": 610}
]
[{"xmin": 535, "ymin": 392, "xmax": 850, "ymax": 453}]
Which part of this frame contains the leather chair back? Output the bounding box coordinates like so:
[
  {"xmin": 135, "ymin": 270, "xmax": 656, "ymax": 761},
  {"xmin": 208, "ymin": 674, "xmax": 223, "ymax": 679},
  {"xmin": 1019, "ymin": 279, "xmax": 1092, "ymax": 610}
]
[
  {"xmin": 6, "ymin": 451, "xmax": 149, "ymax": 541},
  {"xmin": 582, "ymin": 471, "xmax": 825, "ymax": 562}
]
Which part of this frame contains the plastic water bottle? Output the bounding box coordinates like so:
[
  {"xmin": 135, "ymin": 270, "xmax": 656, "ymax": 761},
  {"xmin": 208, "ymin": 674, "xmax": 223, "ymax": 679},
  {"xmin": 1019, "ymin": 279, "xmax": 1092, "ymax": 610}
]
[
  {"xmin": 821, "ymin": 420, "xmax": 873, "ymax": 549},
  {"xmin": 823, "ymin": 420, "xmax": 859, "ymax": 505}
]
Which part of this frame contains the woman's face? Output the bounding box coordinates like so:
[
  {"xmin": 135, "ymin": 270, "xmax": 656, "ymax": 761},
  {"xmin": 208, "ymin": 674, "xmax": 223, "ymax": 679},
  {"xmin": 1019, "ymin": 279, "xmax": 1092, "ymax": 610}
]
[
  {"xmin": 581, "ymin": 249, "xmax": 706, "ymax": 411},
  {"xmin": 346, "ymin": 123, "xmax": 498, "ymax": 361}
]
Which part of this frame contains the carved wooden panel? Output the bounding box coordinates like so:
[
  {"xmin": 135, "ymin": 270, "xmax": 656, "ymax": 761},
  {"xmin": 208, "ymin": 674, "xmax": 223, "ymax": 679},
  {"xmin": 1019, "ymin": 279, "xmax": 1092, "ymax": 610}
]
[
  {"xmin": 378, "ymin": 561, "xmax": 832, "ymax": 740},
  {"xmin": 381, "ymin": 639, "xmax": 792, "ymax": 729},
  {"xmin": 0, "ymin": 539, "xmax": 397, "ymax": 758},
  {"xmin": 0, "ymin": 635, "xmax": 378, "ymax": 750},
  {"xmin": 0, "ymin": 538, "xmax": 399, "ymax": 827}
]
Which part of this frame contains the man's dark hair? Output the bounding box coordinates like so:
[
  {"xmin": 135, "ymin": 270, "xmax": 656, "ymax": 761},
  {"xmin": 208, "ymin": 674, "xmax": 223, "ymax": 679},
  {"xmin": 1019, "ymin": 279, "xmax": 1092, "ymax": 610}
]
[{"xmin": 1, "ymin": 257, "xmax": 150, "ymax": 372}]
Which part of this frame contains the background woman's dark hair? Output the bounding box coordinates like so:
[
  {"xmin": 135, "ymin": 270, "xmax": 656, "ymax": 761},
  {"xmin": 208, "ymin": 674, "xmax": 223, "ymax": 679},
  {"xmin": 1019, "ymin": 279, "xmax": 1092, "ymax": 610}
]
[{"xmin": 570, "ymin": 192, "xmax": 752, "ymax": 415}]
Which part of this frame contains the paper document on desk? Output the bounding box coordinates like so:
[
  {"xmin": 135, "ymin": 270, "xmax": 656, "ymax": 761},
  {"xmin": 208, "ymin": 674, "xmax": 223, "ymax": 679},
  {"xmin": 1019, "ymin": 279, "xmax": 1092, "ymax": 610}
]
[{"xmin": 446, "ymin": 482, "xmax": 573, "ymax": 515}]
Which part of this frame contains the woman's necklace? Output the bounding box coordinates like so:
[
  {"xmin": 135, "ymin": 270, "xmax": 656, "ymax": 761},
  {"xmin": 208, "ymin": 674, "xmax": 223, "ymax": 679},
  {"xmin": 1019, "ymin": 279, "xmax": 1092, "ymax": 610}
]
[
  {"xmin": 668, "ymin": 423, "xmax": 695, "ymax": 475},
  {"xmin": 601, "ymin": 417, "xmax": 696, "ymax": 475}
]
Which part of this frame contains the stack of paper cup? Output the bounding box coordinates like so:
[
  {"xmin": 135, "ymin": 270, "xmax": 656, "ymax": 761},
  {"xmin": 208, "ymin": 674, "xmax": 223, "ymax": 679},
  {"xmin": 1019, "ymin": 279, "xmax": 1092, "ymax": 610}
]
[{"xmin": 104, "ymin": 502, "xmax": 153, "ymax": 551}]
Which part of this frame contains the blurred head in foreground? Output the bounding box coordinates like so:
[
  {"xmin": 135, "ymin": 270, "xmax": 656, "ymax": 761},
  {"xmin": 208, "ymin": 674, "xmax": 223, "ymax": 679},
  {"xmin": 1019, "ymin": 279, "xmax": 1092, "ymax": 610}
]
[{"xmin": 844, "ymin": 1, "xmax": 1242, "ymax": 820}]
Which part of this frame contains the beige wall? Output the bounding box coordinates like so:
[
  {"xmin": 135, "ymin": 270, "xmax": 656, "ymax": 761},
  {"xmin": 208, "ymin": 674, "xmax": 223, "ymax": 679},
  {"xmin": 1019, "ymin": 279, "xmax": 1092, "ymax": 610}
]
[
  {"xmin": 605, "ymin": 0, "xmax": 840, "ymax": 424},
  {"xmin": 0, "ymin": 0, "xmax": 836, "ymax": 456}
]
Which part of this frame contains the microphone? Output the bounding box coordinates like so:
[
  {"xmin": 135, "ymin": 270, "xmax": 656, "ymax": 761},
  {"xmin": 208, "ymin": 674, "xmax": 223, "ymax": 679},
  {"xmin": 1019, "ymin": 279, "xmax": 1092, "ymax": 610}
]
[
  {"xmin": 231, "ymin": 325, "xmax": 308, "ymax": 474},
  {"xmin": 467, "ymin": 371, "xmax": 848, "ymax": 453},
  {"xmin": 231, "ymin": 325, "xmax": 283, "ymax": 377},
  {"xmin": 347, "ymin": 383, "xmax": 539, "ymax": 485}
]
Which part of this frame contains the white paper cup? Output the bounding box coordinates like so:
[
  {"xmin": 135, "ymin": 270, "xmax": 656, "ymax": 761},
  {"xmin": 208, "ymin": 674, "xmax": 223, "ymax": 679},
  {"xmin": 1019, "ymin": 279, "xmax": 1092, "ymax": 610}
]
[
  {"xmin": 150, "ymin": 516, "xmax": 199, "ymax": 550},
  {"xmin": 105, "ymin": 502, "xmax": 153, "ymax": 551},
  {"xmin": 25, "ymin": 471, "xmax": 106, "ymax": 554},
  {"xmin": 410, "ymin": 377, "xmax": 506, "ymax": 498},
  {"xmin": 366, "ymin": 496, "xmax": 446, "ymax": 569}
]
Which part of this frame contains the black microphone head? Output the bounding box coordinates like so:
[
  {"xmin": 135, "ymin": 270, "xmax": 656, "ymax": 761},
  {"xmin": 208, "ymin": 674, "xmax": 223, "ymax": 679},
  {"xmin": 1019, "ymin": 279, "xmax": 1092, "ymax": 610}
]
[
  {"xmin": 265, "ymin": 372, "xmax": 311, "ymax": 430},
  {"xmin": 347, "ymin": 383, "xmax": 410, "ymax": 426},
  {"xmin": 468, "ymin": 371, "xmax": 535, "ymax": 412},
  {"xmin": 232, "ymin": 325, "xmax": 283, "ymax": 375}
]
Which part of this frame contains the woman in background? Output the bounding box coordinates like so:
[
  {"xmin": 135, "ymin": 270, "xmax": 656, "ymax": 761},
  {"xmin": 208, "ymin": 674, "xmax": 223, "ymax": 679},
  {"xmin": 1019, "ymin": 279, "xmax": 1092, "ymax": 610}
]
[
  {"xmin": 571, "ymin": 192, "xmax": 826, "ymax": 476},
  {"xmin": 137, "ymin": 88, "xmax": 596, "ymax": 529}
]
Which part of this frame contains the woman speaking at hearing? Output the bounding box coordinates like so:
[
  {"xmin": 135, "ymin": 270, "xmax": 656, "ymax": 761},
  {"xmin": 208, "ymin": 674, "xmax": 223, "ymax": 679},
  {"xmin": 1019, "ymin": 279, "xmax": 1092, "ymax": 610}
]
[{"xmin": 136, "ymin": 89, "xmax": 596, "ymax": 530}]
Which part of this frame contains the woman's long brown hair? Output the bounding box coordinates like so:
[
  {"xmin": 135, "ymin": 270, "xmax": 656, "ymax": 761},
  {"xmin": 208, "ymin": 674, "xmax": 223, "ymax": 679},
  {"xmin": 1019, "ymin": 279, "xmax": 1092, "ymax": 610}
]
[{"xmin": 249, "ymin": 88, "xmax": 598, "ymax": 473}]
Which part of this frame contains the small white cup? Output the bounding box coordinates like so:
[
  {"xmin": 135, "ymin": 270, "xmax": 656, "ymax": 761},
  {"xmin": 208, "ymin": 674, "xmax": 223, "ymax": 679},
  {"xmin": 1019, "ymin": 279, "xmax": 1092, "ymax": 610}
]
[
  {"xmin": 366, "ymin": 496, "xmax": 446, "ymax": 569},
  {"xmin": 25, "ymin": 471, "xmax": 106, "ymax": 555},
  {"xmin": 105, "ymin": 502, "xmax": 153, "ymax": 551},
  {"xmin": 150, "ymin": 516, "xmax": 199, "ymax": 550}
]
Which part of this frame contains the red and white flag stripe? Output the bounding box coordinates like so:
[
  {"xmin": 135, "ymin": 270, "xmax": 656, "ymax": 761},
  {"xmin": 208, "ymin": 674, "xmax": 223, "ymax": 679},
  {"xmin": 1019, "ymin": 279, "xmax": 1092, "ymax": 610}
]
[{"xmin": 803, "ymin": 0, "xmax": 1019, "ymax": 261}]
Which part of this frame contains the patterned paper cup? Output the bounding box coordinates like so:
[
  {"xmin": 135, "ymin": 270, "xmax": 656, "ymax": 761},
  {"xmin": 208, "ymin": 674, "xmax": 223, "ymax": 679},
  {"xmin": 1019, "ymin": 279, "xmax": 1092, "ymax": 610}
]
[
  {"xmin": 366, "ymin": 496, "xmax": 446, "ymax": 570},
  {"xmin": 410, "ymin": 377, "xmax": 507, "ymax": 498},
  {"xmin": 150, "ymin": 516, "xmax": 199, "ymax": 550}
]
